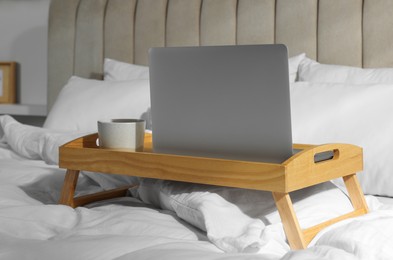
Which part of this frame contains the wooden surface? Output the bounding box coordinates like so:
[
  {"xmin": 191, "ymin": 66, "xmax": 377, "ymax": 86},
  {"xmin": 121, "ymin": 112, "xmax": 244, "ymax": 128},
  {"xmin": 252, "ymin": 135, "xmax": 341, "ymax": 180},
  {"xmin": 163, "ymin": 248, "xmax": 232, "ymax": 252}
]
[
  {"xmin": 343, "ymin": 174, "xmax": 369, "ymax": 212},
  {"xmin": 58, "ymin": 169, "xmax": 80, "ymax": 207},
  {"xmin": 303, "ymin": 208, "xmax": 367, "ymax": 246},
  {"xmin": 58, "ymin": 133, "xmax": 368, "ymax": 249},
  {"xmin": 273, "ymin": 173, "xmax": 368, "ymax": 249},
  {"xmin": 59, "ymin": 133, "xmax": 363, "ymax": 193},
  {"xmin": 58, "ymin": 169, "xmax": 135, "ymax": 208},
  {"xmin": 284, "ymin": 143, "xmax": 363, "ymax": 192},
  {"xmin": 0, "ymin": 62, "xmax": 16, "ymax": 104},
  {"xmin": 72, "ymin": 185, "xmax": 133, "ymax": 208},
  {"xmin": 60, "ymin": 133, "xmax": 288, "ymax": 193},
  {"xmin": 273, "ymin": 192, "xmax": 306, "ymax": 249}
]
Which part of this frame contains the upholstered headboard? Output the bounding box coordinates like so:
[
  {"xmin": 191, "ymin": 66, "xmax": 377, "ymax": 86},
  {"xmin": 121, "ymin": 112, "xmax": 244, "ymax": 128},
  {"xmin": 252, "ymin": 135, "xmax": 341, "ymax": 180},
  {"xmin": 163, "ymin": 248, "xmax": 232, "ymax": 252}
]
[{"xmin": 48, "ymin": 0, "xmax": 393, "ymax": 109}]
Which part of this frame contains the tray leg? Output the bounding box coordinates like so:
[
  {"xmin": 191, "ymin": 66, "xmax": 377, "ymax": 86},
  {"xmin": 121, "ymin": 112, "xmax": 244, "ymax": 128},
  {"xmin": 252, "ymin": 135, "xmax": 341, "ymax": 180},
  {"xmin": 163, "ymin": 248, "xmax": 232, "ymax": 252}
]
[
  {"xmin": 58, "ymin": 169, "xmax": 135, "ymax": 208},
  {"xmin": 272, "ymin": 192, "xmax": 306, "ymax": 249},
  {"xmin": 59, "ymin": 169, "xmax": 80, "ymax": 207},
  {"xmin": 273, "ymin": 173, "xmax": 368, "ymax": 250},
  {"xmin": 343, "ymin": 173, "xmax": 369, "ymax": 212},
  {"xmin": 72, "ymin": 185, "xmax": 133, "ymax": 207}
]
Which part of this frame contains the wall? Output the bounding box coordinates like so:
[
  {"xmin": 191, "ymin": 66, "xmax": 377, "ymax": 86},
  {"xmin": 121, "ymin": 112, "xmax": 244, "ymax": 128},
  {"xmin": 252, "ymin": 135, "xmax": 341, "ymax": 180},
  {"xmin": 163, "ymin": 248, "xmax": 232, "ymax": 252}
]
[{"xmin": 0, "ymin": 0, "xmax": 50, "ymax": 106}]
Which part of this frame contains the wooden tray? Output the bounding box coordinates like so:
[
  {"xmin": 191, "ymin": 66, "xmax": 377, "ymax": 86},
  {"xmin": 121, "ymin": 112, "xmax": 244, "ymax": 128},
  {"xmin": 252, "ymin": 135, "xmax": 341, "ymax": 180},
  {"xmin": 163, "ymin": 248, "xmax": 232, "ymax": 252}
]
[{"xmin": 58, "ymin": 133, "xmax": 368, "ymax": 249}]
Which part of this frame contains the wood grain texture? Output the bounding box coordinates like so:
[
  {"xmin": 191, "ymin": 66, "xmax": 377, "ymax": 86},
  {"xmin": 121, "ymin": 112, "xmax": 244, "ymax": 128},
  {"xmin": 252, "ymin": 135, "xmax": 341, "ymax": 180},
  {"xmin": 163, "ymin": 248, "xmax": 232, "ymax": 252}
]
[
  {"xmin": 58, "ymin": 169, "xmax": 80, "ymax": 207},
  {"xmin": 58, "ymin": 168, "xmax": 136, "ymax": 208},
  {"xmin": 274, "ymin": 176, "xmax": 367, "ymax": 249},
  {"xmin": 58, "ymin": 134, "xmax": 368, "ymax": 248},
  {"xmin": 72, "ymin": 185, "xmax": 135, "ymax": 208},
  {"xmin": 60, "ymin": 133, "xmax": 287, "ymax": 192},
  {"xmin": 284, "ymin": 143, "xmax": 363, "ymax": 192},
  {"xmin": 303, "ymin": 208, "xmax": 367, "ymax": 246},
  {"xmin": 0, "ymin": 62, "xmax": 16, "ymax": 104},
  {"xmin": 273, "ymin": 192, "xmax": 306, "ymax": 249},
  {"xmin": 344, "ymin": 174, "xmax": 369, "ymax": 211},
  {"xmin": 60, "ymin": 146, "xmax": 287, "ymax": 192},
  {"xmin": 59, "ymin": 135, "xmax": 364, "ymax": 193}
]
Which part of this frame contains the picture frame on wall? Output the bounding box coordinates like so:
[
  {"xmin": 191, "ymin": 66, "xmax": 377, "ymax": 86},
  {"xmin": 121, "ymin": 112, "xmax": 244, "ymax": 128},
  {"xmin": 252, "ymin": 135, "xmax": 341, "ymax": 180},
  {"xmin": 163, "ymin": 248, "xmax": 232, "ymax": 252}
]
[{"xmin": 0, "ymin": 62, "xmax": 16, "ymax": 104}]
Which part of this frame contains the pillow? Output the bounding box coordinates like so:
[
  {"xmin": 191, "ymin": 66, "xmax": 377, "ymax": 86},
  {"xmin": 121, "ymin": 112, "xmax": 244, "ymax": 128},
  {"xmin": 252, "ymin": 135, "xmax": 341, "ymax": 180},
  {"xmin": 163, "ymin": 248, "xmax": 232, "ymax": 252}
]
[
  {"xmin": 288, "ymin": 53, "xmax": 306, "ymax": 83},
  {"xmin": 290, "ymin": 81, "xmax": 393, "ymax": 197},
  {"xmin": 104, "ymin": 54, "xmax": 305, "ymax": 83},
  {"xmin": 44, "ymin": 76, "xmax": 151, "ymax": 133},
  {"xmin": 298, "ymin": 57, "xmax": 393, "ymax": 84},
  {"xmin": 104, "ymin": 58, "xmax": 149, "ymax": 81}
]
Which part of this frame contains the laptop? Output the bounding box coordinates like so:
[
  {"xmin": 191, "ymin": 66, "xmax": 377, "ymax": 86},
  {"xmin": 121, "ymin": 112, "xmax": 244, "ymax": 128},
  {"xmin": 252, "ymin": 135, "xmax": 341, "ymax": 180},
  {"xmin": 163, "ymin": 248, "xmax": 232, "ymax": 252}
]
[{"xmin": 149, "ymin": 44, "xmax": 330, "ymax": 163}]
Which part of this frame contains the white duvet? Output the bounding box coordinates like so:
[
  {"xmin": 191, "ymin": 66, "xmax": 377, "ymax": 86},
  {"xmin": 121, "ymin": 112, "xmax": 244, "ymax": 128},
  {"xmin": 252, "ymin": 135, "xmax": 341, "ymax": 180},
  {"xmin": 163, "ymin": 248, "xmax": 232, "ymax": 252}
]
[{"xmin": 1, "ymin": 80, "xmax": 393, "ymax": 259}]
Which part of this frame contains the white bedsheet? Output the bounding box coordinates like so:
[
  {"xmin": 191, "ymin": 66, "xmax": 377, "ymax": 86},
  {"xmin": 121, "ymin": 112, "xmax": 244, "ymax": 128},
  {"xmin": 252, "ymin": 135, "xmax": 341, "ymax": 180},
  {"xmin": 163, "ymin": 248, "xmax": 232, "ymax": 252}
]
[{"xmin": 1, "ymin": 115, "xmax": 393, "ymax": 260}]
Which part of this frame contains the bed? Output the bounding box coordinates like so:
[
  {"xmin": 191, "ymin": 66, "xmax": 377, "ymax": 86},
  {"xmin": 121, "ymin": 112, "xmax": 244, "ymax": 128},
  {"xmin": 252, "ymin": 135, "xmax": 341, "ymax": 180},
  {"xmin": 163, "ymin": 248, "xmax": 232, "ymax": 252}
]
[{"xmin": 2, "ymin": 0, "xmax": 393, "ymax": 259}]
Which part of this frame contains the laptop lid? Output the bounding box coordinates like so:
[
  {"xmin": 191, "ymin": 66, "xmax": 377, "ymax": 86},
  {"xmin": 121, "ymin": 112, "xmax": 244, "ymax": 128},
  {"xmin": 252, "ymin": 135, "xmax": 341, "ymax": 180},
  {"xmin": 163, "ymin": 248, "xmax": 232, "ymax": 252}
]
[{"xmin": 149, "ymin": 44, "xmax": 293, "ymax": 163}]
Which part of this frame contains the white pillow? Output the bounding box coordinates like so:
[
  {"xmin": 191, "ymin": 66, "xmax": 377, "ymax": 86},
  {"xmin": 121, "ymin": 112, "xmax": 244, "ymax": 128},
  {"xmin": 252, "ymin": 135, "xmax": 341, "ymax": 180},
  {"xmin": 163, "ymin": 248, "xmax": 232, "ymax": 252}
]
[
  {"xmin": 290, "ymin": 81, "xmax": 393, "ymax": 197},
  {"xmin": 104, "ymin": 58, "xmax": 149, "ymax": 81},
  {"xmin": 298, "ymin": 57, "xmax": 393, "ymax": 84},
  {"xmin": 288, "ymin": 53, "xmax": 306, "ymax": 82},
  {"xmin": 104, "ymin": 54, "xmax": 305, "ymax": 83},
  {"xmin": 44, "ymin": 76, "xmax": 151, "ymax": 133}
]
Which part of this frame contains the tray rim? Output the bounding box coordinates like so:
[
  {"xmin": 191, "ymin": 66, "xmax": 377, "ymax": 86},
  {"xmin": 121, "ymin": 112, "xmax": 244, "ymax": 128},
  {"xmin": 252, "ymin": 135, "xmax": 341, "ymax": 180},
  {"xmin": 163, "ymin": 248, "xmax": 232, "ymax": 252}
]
[{"xmin": 59, "ymin": 133, "xmax": 363, "ymax": 193}]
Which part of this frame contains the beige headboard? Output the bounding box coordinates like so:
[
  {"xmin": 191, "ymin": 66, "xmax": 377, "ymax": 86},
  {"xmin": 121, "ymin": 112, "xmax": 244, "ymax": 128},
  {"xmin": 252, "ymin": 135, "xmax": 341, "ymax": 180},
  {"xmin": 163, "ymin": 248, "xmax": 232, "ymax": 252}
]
[{"xmin": 48, "ymin": 0, "xmax": 393, "ymax": 109}]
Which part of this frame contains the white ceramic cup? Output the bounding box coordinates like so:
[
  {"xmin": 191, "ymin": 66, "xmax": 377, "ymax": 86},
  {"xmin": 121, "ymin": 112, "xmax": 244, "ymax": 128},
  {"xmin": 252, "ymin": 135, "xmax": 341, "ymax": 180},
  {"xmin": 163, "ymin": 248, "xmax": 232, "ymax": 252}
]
[{"xmin": 97, "ymin": 119, "xmax": 145, "ymax": 151}]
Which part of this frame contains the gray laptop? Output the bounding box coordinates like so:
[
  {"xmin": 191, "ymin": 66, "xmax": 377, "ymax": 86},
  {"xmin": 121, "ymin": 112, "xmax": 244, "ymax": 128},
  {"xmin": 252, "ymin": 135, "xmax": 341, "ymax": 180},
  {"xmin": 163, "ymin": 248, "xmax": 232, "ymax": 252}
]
[{"xmin": 149, "ymin": 44, "xmax": 294, "ymax": 163}]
